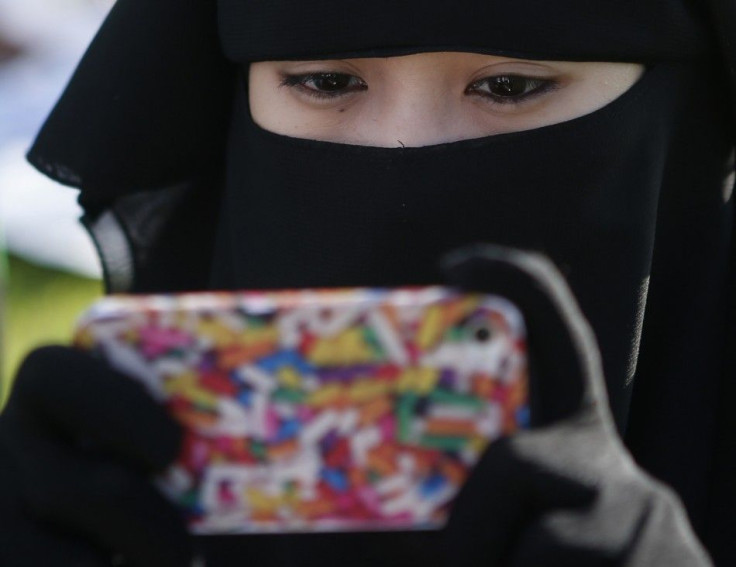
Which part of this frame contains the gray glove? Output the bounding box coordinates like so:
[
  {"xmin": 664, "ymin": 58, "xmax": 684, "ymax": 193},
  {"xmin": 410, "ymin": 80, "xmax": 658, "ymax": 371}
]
[{"xmin": 442, "ymin": 245, "xmax": 711, "ymax": 567}]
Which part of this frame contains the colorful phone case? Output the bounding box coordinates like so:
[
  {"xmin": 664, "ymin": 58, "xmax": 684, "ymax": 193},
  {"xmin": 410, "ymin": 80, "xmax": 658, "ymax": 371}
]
[{"xmin": 74, "ymin": 287, "xmax": 529, "ymax": 533}]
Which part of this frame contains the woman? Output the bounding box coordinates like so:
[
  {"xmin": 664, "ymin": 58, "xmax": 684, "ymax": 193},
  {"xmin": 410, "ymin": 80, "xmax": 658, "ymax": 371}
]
[{"xmin": 1, "ymin": 0, "xmax": 734, "ymax": 565}]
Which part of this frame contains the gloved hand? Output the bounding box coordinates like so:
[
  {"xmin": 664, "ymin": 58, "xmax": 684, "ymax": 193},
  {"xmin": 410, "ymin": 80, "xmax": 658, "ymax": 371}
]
[
  {"xmin": 440, "ymin": 245, "xmax": 711, "ymax": 567},
  {"xmin": 0, "ymin": 346, "xmax": 194, "ymax": 567}
]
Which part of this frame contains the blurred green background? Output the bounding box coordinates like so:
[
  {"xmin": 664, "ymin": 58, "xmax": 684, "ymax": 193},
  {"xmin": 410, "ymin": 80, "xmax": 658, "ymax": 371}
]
[
  {"xmin": 2, "ymin": 254, "xmax": 101, "ymax": 404},
  {"xmin": 0, "ymin": 0, "xmax": 111, "ymax": 405}
]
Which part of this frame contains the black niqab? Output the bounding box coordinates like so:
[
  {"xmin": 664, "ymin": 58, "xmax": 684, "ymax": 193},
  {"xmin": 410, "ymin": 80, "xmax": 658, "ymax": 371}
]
[
  {"xmin": 212, "ymin": 65, "xmax": 696, "ymax": 432},
  {"xmin": 25, "ymin": 0, "xmax": 736, "ymax": 564},
  {"xmin": 218, "ymin": 0, "xmax": 709, "ymax": 62}
]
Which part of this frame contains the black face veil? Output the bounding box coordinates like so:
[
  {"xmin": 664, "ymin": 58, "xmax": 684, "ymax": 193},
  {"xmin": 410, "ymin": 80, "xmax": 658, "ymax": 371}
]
[{"xmin": 26, "ymin": 0, "xmax": 736, "ymax": 563}]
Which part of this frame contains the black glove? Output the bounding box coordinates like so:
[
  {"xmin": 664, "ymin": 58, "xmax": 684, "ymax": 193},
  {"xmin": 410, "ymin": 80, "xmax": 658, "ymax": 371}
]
[
  {"xmin": 0, "ymin": 346, "xmax": 194, "ymax": 567},
  {"xmin": 441, "ymin": 245, "xmax": 711, "ymax": 567}
]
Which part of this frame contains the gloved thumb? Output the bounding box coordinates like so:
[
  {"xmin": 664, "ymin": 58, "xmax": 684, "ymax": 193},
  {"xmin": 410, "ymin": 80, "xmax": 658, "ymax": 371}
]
[{"xmin": 441, "ymin": 244, "xmax": 609, "ymax": 427}]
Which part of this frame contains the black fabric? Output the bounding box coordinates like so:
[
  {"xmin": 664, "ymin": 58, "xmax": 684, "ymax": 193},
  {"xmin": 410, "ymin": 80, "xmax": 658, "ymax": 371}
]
[
  {"xmin": 0, "ymin": 347, "xmax": 193, "ymax": 567},
  {"xmin": 208, "ymin": 60, "xmax": 736, "ymax": 557},
  {"xmin": 441, "ymin": 246, "xmax": 711, "ymax": 567},
  {"xmin": 211, "ymin": 63, "xmax": 720, "ymax": 435},
  {"xmin": 698, "ymin": 4, "xmax": 736, "ymax": 563},
  {"xmin": 93, "ymin": 181, "xmax": 224, "ymax": 292},
  {"xmin": 198, "ymin": 247, "xmax": 716, "ymax": 567},
  {"xmin": 19, "ymin": 0, "xmax": 736, "ymax": 564},
  {"xmin": 25, "ymin": 0, "xmax": 716, "ymax": 205},
  {"xmin": 3, "ymin": 251, "xmax": 711, "ymax": 566},
  {"xmin": 623, "ymin": 70, "xmax": 734, "ymax": 532},
  {"xmin": 26, "ymin": 0, "xmax": 235, "ymax": 211},
  {"xmin": 218, "ymin": 0, "xmax": 712, "ymax": 63}
]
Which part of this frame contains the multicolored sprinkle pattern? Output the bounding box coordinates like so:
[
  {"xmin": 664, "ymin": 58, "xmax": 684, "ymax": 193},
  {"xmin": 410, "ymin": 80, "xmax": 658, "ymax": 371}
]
[{"xmin": 74, "ymin": 287, "xmax": 529, "ymax": 533}]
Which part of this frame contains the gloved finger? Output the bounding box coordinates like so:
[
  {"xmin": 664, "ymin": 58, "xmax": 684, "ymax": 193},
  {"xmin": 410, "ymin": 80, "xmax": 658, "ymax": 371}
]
[
  {"xmin": 621, "ymin": 483, "xmax": 712, "ymax": 567},
  {"xmin": 504, "ymin": 479, "xmax": 709, "ymax": 567},
  {"xmin": 0, "ymin": 451, "xmax": 110, "ymax": 567},
  {"xmin": 8, "ymin": 421, "xmax": 192, "ymax": 567},
  {"xmin": 506, "ymin": 509, "xmax": 635, "ymax": 567},
  {"xmin": 7, "ymin": 346, "xmax": 182, "ymax": 473},
  {"xmin": 444, "ymin": 434, "xmax": 597, "ymax": 567},
  {"xmin": 440, "ymin": 244, "xmax": 608, "ymax": 426},
  {"xmin": 500, "ymin": 468, "xmax": 650, "ymax": 567}
]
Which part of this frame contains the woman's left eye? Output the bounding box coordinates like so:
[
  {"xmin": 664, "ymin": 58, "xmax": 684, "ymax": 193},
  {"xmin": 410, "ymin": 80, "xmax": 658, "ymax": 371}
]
[
  {"xmin": 465, "ymin": 75, "xmax": 557, "ymax": 104},
  {"xmin": 280, "ymin": 72, "xmax": 367, "ymax": 99}
]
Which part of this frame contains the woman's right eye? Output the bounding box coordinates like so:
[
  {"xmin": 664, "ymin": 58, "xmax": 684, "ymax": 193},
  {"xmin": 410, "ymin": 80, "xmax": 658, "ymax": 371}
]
[{"xmin": 280, "ymin": 72, "xmax": 367, "ymax": 99}]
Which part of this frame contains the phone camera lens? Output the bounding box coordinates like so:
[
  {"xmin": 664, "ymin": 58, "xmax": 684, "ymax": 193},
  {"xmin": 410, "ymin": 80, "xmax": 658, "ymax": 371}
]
[{"xmin": 474, "ymin": 326, "xmax": 492, "ymax": 342}]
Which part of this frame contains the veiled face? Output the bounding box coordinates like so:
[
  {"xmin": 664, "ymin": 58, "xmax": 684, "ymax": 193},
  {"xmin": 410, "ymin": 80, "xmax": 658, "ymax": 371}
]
[{"xmin": 249, "ymin": 52, "xmax": 644, "ymax": 147}]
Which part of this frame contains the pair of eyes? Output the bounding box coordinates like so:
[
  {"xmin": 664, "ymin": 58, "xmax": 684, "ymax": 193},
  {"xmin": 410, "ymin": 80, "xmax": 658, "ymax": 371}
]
[{"xmin": 280, "ymin": 72, "xmax": 557, "ymax": 106}]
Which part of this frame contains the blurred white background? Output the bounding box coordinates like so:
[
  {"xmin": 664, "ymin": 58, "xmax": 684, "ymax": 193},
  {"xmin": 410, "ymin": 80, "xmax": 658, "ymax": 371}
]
[{"xmin": 0, "ymin": 0, "xmax": 113, "ymax": 278}]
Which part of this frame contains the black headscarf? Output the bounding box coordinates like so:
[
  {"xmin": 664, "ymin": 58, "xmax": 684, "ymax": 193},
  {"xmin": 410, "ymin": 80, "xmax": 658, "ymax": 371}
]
[{"xmin": 26, "ymin": 0, "xmax": 736, "ymax": 564}]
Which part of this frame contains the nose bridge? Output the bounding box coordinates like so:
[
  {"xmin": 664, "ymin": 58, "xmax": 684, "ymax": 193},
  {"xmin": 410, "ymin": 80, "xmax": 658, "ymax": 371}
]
[
  {"xmin": 390, "ymin": 93, "xmax": 451, "ymax": 147},
  {"xmin": 372, "ymin": 76, "xmax": 456, "ymax": 147}
]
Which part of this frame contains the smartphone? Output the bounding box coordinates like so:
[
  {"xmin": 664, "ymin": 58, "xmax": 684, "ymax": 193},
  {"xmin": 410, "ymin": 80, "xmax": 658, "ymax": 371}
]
[{"xmin": 73, "ymin": 286, "xmax": 529, "ymax": 534}]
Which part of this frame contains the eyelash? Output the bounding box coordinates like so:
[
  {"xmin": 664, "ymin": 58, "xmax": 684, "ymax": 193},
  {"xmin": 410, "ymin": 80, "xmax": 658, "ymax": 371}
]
[
  {"xmin": 279, "ymin": 73, "xmax": 367, "ymax": 99},
  {"xmin": 279, "ymin": 72, "xmax": 558, "ymax": 105}
]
